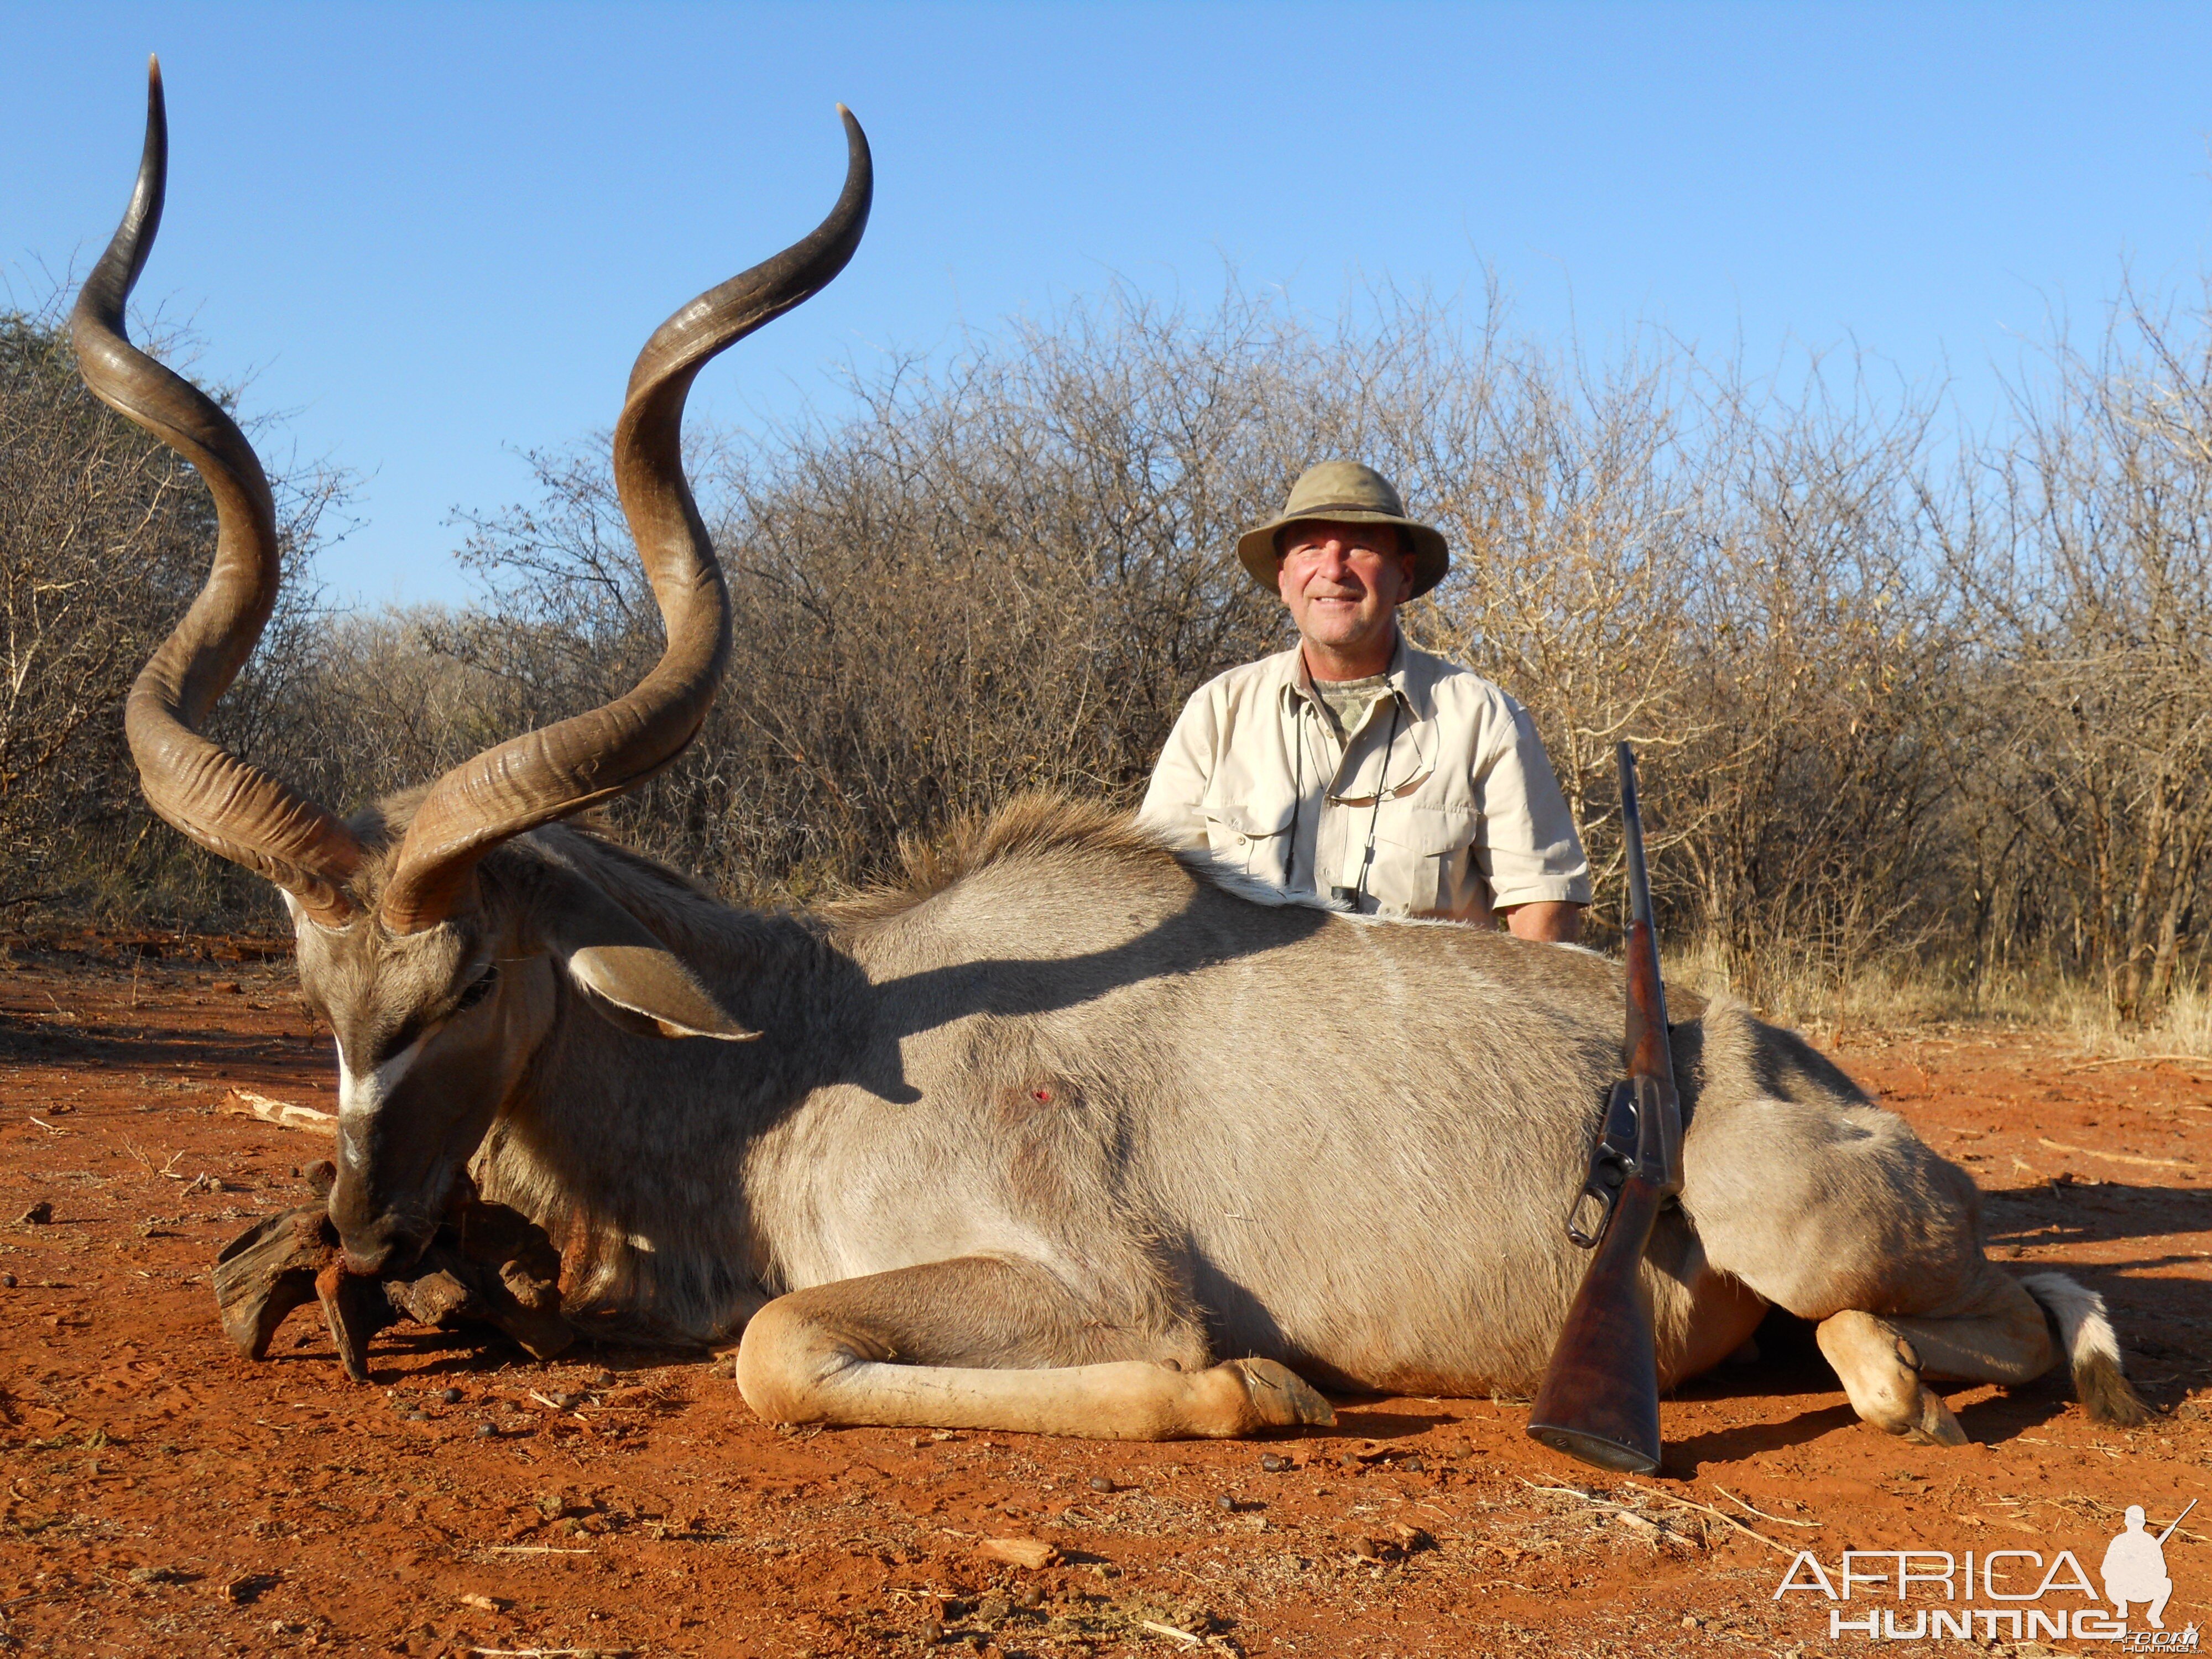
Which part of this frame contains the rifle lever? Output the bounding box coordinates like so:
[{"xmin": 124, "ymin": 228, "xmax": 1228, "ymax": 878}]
[{"xmin": 1566, "ymin": 1079, "xmax": 1640, "ymax": 1248}]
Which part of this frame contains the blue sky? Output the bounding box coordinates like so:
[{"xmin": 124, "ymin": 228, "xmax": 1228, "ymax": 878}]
[{"xmin": 9, "ymin": 3, "xmax": 2212, "ymax": 606}]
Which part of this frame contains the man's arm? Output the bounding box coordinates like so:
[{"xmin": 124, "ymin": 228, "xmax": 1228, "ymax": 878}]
[
  {"xmin": 1135, "ymin": 685, "xmax": 1220, "ymax": 850},
  {"xmin": 1475, "ymin": 691, "xmax": 1593, "ymax": 936}
]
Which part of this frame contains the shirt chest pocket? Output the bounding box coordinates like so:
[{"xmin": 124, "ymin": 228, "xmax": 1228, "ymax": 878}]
[
  {"xmin": 1366, "ymin": 804, "xmax": 1481, "ymax": 917},
  {"xmin": 1201, "ymin": 797, "xmax": 1296, "ymax": 885}
]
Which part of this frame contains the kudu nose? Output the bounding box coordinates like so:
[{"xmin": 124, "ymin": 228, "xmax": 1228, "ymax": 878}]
[
  {"xmin": 337, "ymin": 1220, "xmax": 430, "ymax": 1278},
  {"xmin": 328, "ymin": 1190, "xmax": 426, "ymax": 1278},
  {"xmin": 341, "ymin": 1243, "xmax": 393, "ymax": 1276}
]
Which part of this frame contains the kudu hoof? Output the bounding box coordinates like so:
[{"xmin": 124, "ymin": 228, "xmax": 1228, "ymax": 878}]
[
  {"xmin": 1232, "ymin": 1357, "xmax": 1337, "ymax": 1430},
  {"xmin": 1903, "ymin": 1392, "xmax": 1970, "ymax": 1447}
]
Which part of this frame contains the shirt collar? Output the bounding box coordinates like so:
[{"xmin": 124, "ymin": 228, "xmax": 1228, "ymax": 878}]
[
  {"xmin": 1283, "ymin": 632, "xmax": 1428, "ymax": 717},
  {"xmin": 1274, "ymin": 635, "xmax": 1439, "ymax": 800}
]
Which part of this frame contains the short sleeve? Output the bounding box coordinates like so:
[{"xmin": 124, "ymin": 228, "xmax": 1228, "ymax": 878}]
[
  {"xmin": 1137, "ymin": 686, "xmax": 1219, "ymax": 852},
  {"xmin": 1472, "ymin": 693, "xmax": 1592, "ymax": 907}
]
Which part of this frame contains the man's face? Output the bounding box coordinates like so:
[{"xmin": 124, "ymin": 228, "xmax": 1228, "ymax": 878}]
[{"xmin": 1276, "ymin": 519, "xmax": 1418, "ymax": 662}]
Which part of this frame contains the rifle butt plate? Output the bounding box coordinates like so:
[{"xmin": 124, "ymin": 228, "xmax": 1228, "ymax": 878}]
[{"xmin": 1525, "ymin": 1420, "xmax": 1661, "ymax": 1475}]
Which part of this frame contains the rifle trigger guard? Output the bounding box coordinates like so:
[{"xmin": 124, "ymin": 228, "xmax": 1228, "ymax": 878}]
[{"xmin": 1565, "ymin": 1080, "xmax": 1640, "ymax": 1248}]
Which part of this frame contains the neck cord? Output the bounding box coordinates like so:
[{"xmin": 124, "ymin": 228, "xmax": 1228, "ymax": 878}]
[
  {"xmin": 1291, "ymin": 666, "xmax": 1403, "ymax": 907},
  {"xmin": 1352, "ymin": 698, "xmax": 1404, "ymax": 908}
]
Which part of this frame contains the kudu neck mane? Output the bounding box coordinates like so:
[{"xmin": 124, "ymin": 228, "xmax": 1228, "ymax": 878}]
[
  {"xmin": 822, "ymin": 794, "xmax": 1193, "ymax": 929},
  {"xmin": 350, "ymin": 790, "xmax": 1199, "ymax": 988}
]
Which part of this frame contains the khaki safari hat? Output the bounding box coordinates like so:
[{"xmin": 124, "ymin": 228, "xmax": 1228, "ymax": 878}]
[{"xmin": 1235, "ymin": 461, "xmax": 1449, "ymax": 599}]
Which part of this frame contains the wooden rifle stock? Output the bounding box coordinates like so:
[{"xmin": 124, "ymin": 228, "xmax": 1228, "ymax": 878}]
[
  {"xmin": 1527, "ymin": 743, "xmax": 1683, "ymax": 1475},
  {"xmin": 1527, "ymin": 1169, "xmax": 1666, "ymax": 1472}
]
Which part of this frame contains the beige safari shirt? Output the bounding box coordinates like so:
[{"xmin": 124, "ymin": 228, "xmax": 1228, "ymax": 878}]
[{"xmin": 1139, "ymin": 638, "xmax": 1592, "ymax": 920}]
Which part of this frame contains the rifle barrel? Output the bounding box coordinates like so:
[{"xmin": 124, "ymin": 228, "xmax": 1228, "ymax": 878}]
[
  {"xmin": 1619, "ymin": 741, "xmax": 1653, "ymax": 930},
  {"xmin": 1527, "ymin": 743, "xmax": 1684, "ymax": 1474},
  {"xmin": 2154, "ymin": 1498, "xmax": 2198, "ymax": 1546}
]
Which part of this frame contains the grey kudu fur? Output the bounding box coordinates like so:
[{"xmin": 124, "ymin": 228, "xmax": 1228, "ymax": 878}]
[{"xmin": 80, "ymin": 64, "xmax": 2150, "ymax": 1444}]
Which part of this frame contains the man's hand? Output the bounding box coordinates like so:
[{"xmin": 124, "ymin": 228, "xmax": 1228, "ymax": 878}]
[{"xmin": 1501, "ymin": 901, "xmax": 1582, "ymax": 944}]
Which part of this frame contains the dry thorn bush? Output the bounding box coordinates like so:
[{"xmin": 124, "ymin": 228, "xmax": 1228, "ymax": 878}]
[
  {"xmin": 9, "ymin": 272, "xmax": 2212, "ymax": 1044},
  {"xmin": 0, "ymin": 300, "xmax": 344, "ymax": 924}
]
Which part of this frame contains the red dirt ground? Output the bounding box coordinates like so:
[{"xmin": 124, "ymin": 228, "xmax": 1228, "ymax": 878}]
[{"xmin": 1, "ymin": 935, "xmax": 2206, "ymax": 1658}]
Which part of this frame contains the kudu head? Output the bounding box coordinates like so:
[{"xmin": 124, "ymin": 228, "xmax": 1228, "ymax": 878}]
[{"xmin": 74, "ymin": 60, "xmax": 870, "ymax": 1272}]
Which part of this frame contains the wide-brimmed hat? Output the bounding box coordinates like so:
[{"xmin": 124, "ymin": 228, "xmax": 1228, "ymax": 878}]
[{"xmin": 1235, "ymin": 461, "xmax": 1449, "ymax": 599}]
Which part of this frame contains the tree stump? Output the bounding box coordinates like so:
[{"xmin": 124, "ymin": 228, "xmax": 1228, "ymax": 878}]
[
  {"xmin": 212, "ymin": 1172, "xmax": 573, "ymax": 1381},
  {"xmin": 211, "ymin": 1207, "xmax": 338, "ymax": 1360}
]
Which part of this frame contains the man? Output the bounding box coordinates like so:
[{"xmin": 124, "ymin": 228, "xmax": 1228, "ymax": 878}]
[
  {"xmin": 1140, "ymin": 461, "xmax": 1589, "ymax": 940},
  {"xmin": 2100, "ymin": 1506, "xmax": 2176, "ymax": 1629}
]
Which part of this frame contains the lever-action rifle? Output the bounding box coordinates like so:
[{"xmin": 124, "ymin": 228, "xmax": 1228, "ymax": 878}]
[{"xmin": 1526, "ymin": 742, "xmax": 1684, "ymax": 1474}]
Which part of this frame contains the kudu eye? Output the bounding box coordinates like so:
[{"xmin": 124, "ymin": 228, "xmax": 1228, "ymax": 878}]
[{"xmin": 454, "ymin": 964, "xmax": 500, "ymax": 1013}]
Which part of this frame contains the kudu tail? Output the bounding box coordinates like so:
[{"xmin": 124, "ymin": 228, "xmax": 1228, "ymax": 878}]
[{"xmin": 2020, "ymin": 1271, "xmax": 2154, "ymax": 1426}]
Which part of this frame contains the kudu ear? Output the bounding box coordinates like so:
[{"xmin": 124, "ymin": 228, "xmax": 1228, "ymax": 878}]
[{"xmin": 534, "ymin": 879, "xmax": 758, "ymax": 1042}]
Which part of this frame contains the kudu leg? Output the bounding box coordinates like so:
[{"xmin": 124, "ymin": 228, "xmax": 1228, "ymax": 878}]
[
  {"xmin": 1815, "ymin": 1311, "xmax": 1970, "ymax": 1446},
  {"xmin": 734, "ymin": 1256, "xmax": 1335, "ymax": 1441},
  {"xmin": 1815, "ymin": 1271, "xmax": 2056, "ymax": 1446},
  {"xmin": 1884, "ymin": 1272, "xmax": 2057, "ymax": 1385}
]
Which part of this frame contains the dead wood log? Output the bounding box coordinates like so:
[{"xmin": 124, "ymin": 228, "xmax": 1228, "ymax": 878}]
[
  {"xmin": 436, "ymin": 1194, "xmax": 571, "ymax": 1360},
  {"xmin": 211, "ymin": 1172, "xmax": 573, "ymax": 1379},
  {"xmin": 316, "ymin": 1256, "xmax": 395, "ymax": 1383},
  {"xmin": 223, "ymin": 1088, "xmax": 337, "ymax": 1134},
  {"xmin": 210, "ymin": 1207, "xmax": 337, "ymax": 1360},
  {"xmin": 385, "ymin": 1268, "xmax": 475, "ymax": 1328}
]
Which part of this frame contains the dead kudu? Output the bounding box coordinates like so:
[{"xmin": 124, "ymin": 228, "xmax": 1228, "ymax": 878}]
[{"xmin": 77, "ymin": 64, "xmax": 2149, "ymax": 1447}]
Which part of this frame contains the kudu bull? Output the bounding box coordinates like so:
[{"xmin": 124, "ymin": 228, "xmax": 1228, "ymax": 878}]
[{"xmin": 77, "ymin": 64, "xmax": 2149, "ymax": 1446}]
